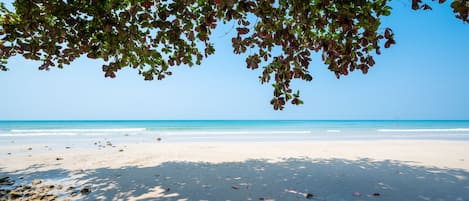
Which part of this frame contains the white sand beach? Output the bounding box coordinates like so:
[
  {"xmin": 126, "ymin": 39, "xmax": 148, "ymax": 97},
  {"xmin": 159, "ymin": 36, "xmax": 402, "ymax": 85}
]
[{"xmin": 1, "ymin": 140, "xmax": 468, "ymax": 200}]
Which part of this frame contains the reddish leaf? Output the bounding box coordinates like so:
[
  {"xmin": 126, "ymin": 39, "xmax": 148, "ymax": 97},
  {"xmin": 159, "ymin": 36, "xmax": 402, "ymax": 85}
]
[{"xmin": 236, "ymin": 27, "xmax": 249, "ymax": 35}]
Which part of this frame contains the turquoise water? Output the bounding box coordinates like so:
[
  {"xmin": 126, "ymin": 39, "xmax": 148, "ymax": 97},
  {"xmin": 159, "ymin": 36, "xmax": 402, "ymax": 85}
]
[{"xmin": 1, "ymin": 120, "xmax": 469, "ymax": 144}]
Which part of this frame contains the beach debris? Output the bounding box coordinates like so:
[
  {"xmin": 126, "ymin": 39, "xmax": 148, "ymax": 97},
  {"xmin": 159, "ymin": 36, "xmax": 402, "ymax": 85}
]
[
  {"xmin": 306, "ymin": 193, "xmax": 314, "ymax": 199},
  {"xmin": 157, "ymin": 137, "xmax": 162, "ymax": 142},
  {"xmin": 285, "ymin": 189, "xmax": 315, "ymax": 199},
  {"xmin": 56, "ymin": 157, "xmax": 64, "ymax": 161},
  {"xmin": 32, "ymin": 179, "xmax": 42, "ymax": 186},
  {"xmin": 372, "ymin": 192, "xmax": 381, "ymax": 197},
  {"xmin": 27, "ymin": 147, "xmax": 32, "ymax": 150},
  {"xmin": 7, "ymin": 152, "xmax": 11, "ymax": 155},
  {"xmin": 119, "ymin": 149, "xmax": 124, "ymax": 152},
  {"xmin": 352, "ymin": 192, "xmax": 361, "ymax": 197},
  {"xmin": 80, "ymin": 186, "xmax": 91, "ymax": 195},
  {"xmin": 231, "ymin": 185, "xmax": 240, "ymax": 190},
  {"xmin": 65, "ymin": 146, "xmax": 71, "ymax": 149}
]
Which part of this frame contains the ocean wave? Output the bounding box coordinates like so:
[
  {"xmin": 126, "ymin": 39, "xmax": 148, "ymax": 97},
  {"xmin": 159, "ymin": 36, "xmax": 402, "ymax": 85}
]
[
  {"xmin": 159, "ymin": 130, "xmax": 312, "ymax": 135},
  {"xmin": 0, "ymin": 132, "xmax": 78, "ymax": 137},
  {"xmin": 377, "ymin": 128, "xmax": 469, "ymax": 132},
  {"xmin": 326, "ymin": 130, "xmax": 341, "ymax": 133},
  {"xmin": 10, "ymin": 128, "xmax": 147, "ymax": 133}
]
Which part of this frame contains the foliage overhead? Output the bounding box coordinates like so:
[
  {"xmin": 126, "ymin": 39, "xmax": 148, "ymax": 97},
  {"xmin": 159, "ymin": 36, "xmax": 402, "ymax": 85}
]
[{"xmin": 0, "ymin": 0, "xmax": 468, "ymax": 110}]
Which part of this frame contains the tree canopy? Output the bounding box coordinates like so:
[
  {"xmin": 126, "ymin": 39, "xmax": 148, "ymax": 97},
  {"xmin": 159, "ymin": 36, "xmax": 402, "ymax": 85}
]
[{"xmin": 0, "ymin": 0, "xmax": 467, "ymax": 110}]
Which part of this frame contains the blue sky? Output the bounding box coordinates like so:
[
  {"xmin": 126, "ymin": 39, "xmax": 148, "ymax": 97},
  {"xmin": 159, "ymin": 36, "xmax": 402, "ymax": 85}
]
[{"xmin": 1, "ymin": 1, "xmax": 468, "ymax": 120}]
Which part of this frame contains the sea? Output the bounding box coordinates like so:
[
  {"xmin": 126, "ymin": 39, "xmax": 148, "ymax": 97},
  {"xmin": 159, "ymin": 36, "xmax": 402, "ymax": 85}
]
[{"xmin": 1, "ymin": 120, "xmax": 469, "ymax": 146}]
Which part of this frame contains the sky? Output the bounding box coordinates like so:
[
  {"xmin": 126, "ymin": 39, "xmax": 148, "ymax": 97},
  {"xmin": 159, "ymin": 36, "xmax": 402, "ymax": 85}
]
[{"xmin": 1, "ymin": 1, "xmax": 468, "ymax": 120}]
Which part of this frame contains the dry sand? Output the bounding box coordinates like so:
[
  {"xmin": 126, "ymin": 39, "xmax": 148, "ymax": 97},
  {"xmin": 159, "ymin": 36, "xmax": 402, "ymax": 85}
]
[{"xmin": 1, "ymin": 140, "xmax": 468, "ymax": 200}]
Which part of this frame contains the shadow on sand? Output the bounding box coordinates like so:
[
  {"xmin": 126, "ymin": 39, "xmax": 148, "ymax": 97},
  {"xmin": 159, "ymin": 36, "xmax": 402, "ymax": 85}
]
[{"xmin": 1, "ymin": 158, "xmax": 468, "ymax": 201}]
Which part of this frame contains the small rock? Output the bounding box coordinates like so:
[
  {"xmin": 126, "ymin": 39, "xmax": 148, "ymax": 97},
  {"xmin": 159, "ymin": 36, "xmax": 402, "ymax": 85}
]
[
  {"xmin": 373, "ymin": 192, "xmax": 381, "ymax": 197},
  {"xmin": 56, "ymin": 157, "xmax": 64, "ymax": 161},
  {"xmin": 28, "ymin": 147, "xmax": 32, "ymax": 150},
  {"xmin": 8, "ymin": 191, "xmax": 22, "ymax": 199},
  {"xmin": 156, "ymin": 137, "xmax": 162, "ymax": 141},
  {"xmin": 80, "ymin": 187, "xmax": 91, "ymax": 195},
  {"xmin": 118, "ymin": 149, "xmax": 124, "ymax": 152},
  {"xmin": 0, "ymin": 189, "xmax": 10, "ymax": 196},
  {"xmin": 32, "ymin": 179, "xmax": 42, "ymax": 186},
  {"xmin": 306, "ymin": 193, "xmax": 314, "ymax": 199},
  {"xmin": 0, "ymin": 179, "xmax": 14, "ymax": 186},
  {"xmin": 231, "ymin": 185, "xmax": 240, "ymax": 190},
  {"xmin": 65, "ymin": 147, "xmax": 71, "ymax": 149},
  {"xmin": 7, "ymin": 152, "xmax": 11, "ymax": 155},
  {"xmin": 0, "ymin": 176, "xmax": 10, "ymax": 183},
  {"xmin": 43, "ymin": 194, "xmax": 57, "ymax": 201}
]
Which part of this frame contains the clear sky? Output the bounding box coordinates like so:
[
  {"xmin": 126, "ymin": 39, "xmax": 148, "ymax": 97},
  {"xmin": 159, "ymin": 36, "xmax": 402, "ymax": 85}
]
[{"xmin": 1, "ymin": 1, "xmax": 468, "ymax": 120}]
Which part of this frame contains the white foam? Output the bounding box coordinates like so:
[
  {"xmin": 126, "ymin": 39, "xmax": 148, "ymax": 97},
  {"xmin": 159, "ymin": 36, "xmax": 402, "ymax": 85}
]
[
  {"xmin": 377, "ymin": 128, "xmax": 469, "ymax": 132},
  {"xmin": 159, "ymin": 130, "xmax": 312, "ymax": 135},
  {"xmin": 326, "ymin": 130, "xmax": 341, "ymax": 133},
  {"xmin": 10, "ymin": 128, "xmax": 147, "ymax": 133},
  {"xmin": 0, "ymin": 132, "xmax": 78, "ymax": 137}
]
